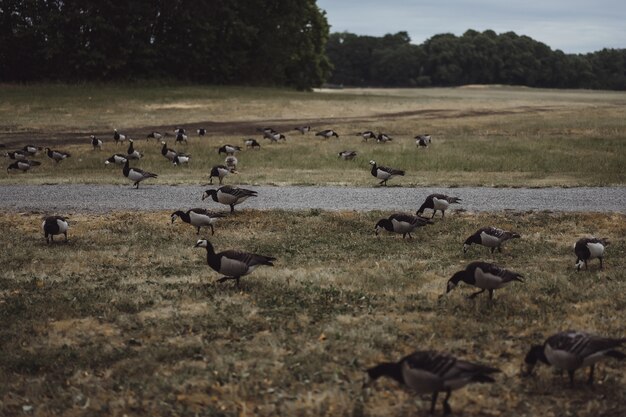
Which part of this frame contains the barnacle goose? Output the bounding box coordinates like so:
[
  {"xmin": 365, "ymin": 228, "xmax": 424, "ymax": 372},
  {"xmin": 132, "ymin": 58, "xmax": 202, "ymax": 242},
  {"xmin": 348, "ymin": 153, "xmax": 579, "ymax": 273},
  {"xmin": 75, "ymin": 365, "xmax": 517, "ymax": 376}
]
[
  {"xmin": 161, "ymin": 142, "xmax": 178, "ymax": 162},
  {"xmin": 22, "ymin": 145, "xmax": 40, "ymax": 156},
  {"xmin": 197, "ymin": 128, "xmax": 207, "ymax": 136},
  {"xmin": 315, "ymin": 129, "xmax": 339, "ymax": 139},
  {"xmin": 5, "ymin": 150, "xmax": 28, "ymax": 160},
  {"xmin": 90, "ymin": 135, "xmax": 103, "ymax": 150},
  {"xmin": 415, "ymin": 134, "xmax": 431, "ymax": 148},
  {"xmin": 338, "ymin": 150, "xmax": 357, "ymax": 160},
  {"xmin": 104, "ymin": 154, "xmax": 128, "ymax": 165},
  {"xmin": 122, "ymin": 160, "xmax": 157, "ymax": 188},
  {"xmin": 575, "ymin": 237, "xmax": 609, "ymax": 271},
  {"xmin": 244, "ymin": 138, "xmax": 261, "ymax": 149},
  {"xmin": 171, "ymin": 208, "xmax": 224, "ymax": 235},
  {"xmin": 369, "ymin": 160, "xmax": 404, "ymax": 186},
  {"xmin": 7, "ymin": 160, "xmax": 41, "ymax": 173},
  {"xmin": 175, "ymin": 132, "xmax": 188, "ymax": 144},
  {"xmin": 113, "ymin": 129, "xmax": 126, "ymax": 145},
  {"xmin": 42, "ymin": 216, "xmax": 69, "ymax": 244},
  {"xmin": 225, "ymin": 155, "xmax": 238, "ymax": 170},
  {"xmin": 146, "ymin": 131, "xmax": 162, "ymax": 141},
  {"xmin": 376, "ymin": 133, "xmax": 393, "ymax": 143},
  {"xmin": 174, "ymin": 127, "xmax": 186, "ymax": 135},
  {"xmin": 208, "ymin": 165, "xmax": 236, "ymax": 185},
  {"xmin": 357, "ymin": 131, "xmax": 376, "ymax": 141},
  {"xmin": 172, "ymin": 154, "xmax": 191, "ymax": 165},
  {"xmin": 445, "ymin": 261, "xmax": 524, "ymax": 300},
  {"xmin": 417, "ymin": 194, "xmax": 461, "ymax": 219},
  {"xmin": 263, "ymin": 131, "xmax": 286, "ymax": 142},
  {"xmin": 375, "ymin": 213, "xmax": 432, "ymax": 239},
  {"xmin": 202, "ymin": 185, "xmax": 257, "ymax": 213},
  {"xmin": 45, "ymin": 148, "xmax": 71, "ymax": 163},
  {"xmin": 463, "ymin": 227, "xmax": 520, "ymax": 253},
  {"xmin": 218, "ymin": 145, "xmax": 241, "ymax": 155},
  {"xmin": 294, "ymin": 125, "xmax": 311, "ymax": 134},
  {"xmin": 126, "ymin": 139, "xmax": 143, "ymax": 160}
]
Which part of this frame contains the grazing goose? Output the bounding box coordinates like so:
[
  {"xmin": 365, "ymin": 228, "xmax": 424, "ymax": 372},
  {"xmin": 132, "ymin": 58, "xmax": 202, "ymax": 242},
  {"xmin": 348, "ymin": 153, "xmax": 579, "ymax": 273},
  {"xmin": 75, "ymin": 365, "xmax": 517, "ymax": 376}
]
[
  {"xmin": 375, "ymin": 213, "xmax": 433, "ymax": 239},
  {"xmin": 294, "ymin": 125, "xmax": 311, "ymax": 134},
  {"xmin": 197, "ymin": 128, "xmax": 207, "ymax": 136},
  {"xmin": 244, "ymin": 138, "xmax": 261, "ymax": 149},
  {"xmin": 22, "ymin": 145, "xmax": 40, "ymax": 156},
  {"xmin": 104, "ymin": 154, "xmax": 128, "ymax": 165},
  {"xmin": 415, "ymin": 134, "xmax": 431, "ymax": 148},
  {"xmin": 113, "ymin": 129, "xmax": 126, "ymax": 145},
  {"xmin": 338, "ymin": 150, "xmax": 357, "ymax": 160},
  {"xmin": 90, "ymin": 135, "xmax": 103, "ymax": 150},
  {"xmin": 45, "ymin": 148, "xmax": 71, "ymax": 163},
  {"xmin": 202, "ymin": 185, "xmax": 257, "ymax": 213},
  {"xmin": 446, "ymin": 261, "xmax": 524, "ymax": 300},
  {"xmin": 357, "ymin": 131, "xmax": 377, "ymax": 141},
  {"xmin": 225, "ymin": 155, "xmax": 238, "ymax": 170},
  {"xmin": 315, "ymin": 129, "xmax": 339, "ymax": 139},
  {"xmin": 5, "ymin": 150, "xmax": 29, "ymax": 160},
  {"xmin": 42, "ymin": 215, "xmax": 69, "ymax": 244},
  {"xmin": 218, "ymin": 144, "xmax": 242, "ymax": 155},
  {"xmin": 575, "ymin": 237, "xmax": 609, "ymax": 271},
  {"xmin": 194, "ymin": 239, "xmax": 276, "ymax": 287},
  {"xmin": 263, "ymin": 131, "xmax": 286, "ymax": 142},
  {"xmin": 369, "ymin": 160, "xmax": 404, "ymax": 186},
  {"xmin": 7, "ymin": 160, "xmax": 41, "ymax": 173},
  {"xmin": 122, "ymin": 160, "xmax": 157, "ymax": 188},
  {"xmin": 376, "ymin": 133, "xmax": 393, "ymax": 143},
  {"xmin": 126, "ymin": 139, "xmax": 143, "ymax": 160},
  {"xmin": 209, "ymin": 165, "xmax": 236, "ymax": 185},
  {"xmin": 171, "ymin": 208, "xmax": 224, "ymax": 235},
  {"xmin": 464, "ymin": 227, "xmax": 521, "ymax": 253},
  {"xmin": 175, "ymin": 132, "xmax": 188, "ymax": 144},
  {"xmin": 146, "ymin": 131, "xmax": 162, "ymax": 141},
  {"xmin": 417, "ymin": 194, "xmax": 462, "ymax": 219},
  {"xmin": 366, "ymin": 350, "xmax": 500, "ymax": 415},
  {"xmin": 161, "ymin": 141, "xmax": 178, "ymax": 162},
  {"xmin": 523, "ymin": 330, "xmax": 625, "ymax": 386},
  {"xmin": 172, "ymin": 154, "xmax": 191, "ymax": 165}
]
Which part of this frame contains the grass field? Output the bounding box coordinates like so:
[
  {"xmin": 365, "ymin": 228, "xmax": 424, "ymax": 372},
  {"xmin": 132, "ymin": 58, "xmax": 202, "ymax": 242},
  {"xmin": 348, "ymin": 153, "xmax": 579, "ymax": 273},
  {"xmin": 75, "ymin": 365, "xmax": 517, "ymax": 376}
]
[
  {"xmin": 1, "ymin": 84, "xmax": 625, "ymax": 186},
  {"xmin": 1, "ymin": 210, "xmax": 624, "ymax": 416}
]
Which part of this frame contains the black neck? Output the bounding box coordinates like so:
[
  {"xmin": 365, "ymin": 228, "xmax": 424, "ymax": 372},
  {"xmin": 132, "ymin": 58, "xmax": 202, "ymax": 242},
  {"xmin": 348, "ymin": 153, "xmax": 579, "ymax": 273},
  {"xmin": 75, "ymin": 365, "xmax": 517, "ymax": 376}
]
[
  {"xmin": 367, "ymin": 362, "xmax": 403, "ymax": 385},
  {"xmin": 173, "ymin": 211, "xmax": 190, "ymax": 223},
  {"xmin": 450, "ymin": 270, "xmax": 472, "ymax": 286},
  {"xmin": 525, "ymin": 345, "xmax": 548, "ymax": 366}
]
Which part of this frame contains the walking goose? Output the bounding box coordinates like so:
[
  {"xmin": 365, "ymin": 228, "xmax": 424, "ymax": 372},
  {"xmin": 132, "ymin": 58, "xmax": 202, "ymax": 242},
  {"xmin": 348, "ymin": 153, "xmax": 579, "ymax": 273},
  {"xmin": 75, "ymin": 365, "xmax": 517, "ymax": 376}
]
[
  {"xmin": 122, "ymin": 160, "xmax": 157, "ymax": 188},
  {"xmin": 218, "ymin": 145, "xmax": 242, "ymax": 155},
  {"xmin": 376, "ymin": 133, "xmax": 393, "ymax": 143},
  {"xmin": 523, "ymin": 330, "xmax": 625, "ymax": 386},
  {"xmin": 42, "ymin": 216, "xmax": 69, "ymax": 244},
  {"xmin": 244, "ymin": 138, "xmax": 261, "ymax": 149},
  {"xmin": 45, "ymin": 148, "xmax": 71, "ymax": 163},
  {"xmin": 338, "ymin": 150, "xmax": 357, "ymax": 160},
  {"xmin": 357, "ymin": 131, "xmax": 376, "ymax": 141},
  {"xmin": 90, "ymin": 135, "xmax": 103, "ymax": 150},
  {"xmin": 7, "ymin": 160, "xmax": 41, "ymax": 173},
  {"xmin": 209, "ymin": 165, "xmax": 236, "ymax": 185},
  {"xmin": 575, "ymin": 237, "xmax": 609, "ymax": 271},
  {"xmin": 375, "ymin": 213, "xmax": 433, "ymax": 239},
  {"xmin": 161, "ymin": 142, "xmax": 178, "ymax": 162},
  {"xmin": 193, "ymin": 239, "xmax": 276, "ymax": 287},
  {"xmin": 172, "ymin": 154, "xmax": 191, "ymax": 165},
  {"xmin": 315, "ymin": 129, "xmax": 339, "ymax": 139},
  {"xmin": 463, "ymin": 227, "xmax": 521, "ymax": 253},
  {"xmin": 366, "ymin": 350, "xmax": 500, "ymax": 415},
  {"xmin": 171, "ymin": 208, "xmax": 224, "ymax": 235},
  {"xmin": 5, "ymin": 150, "xmax": 28, "ymax": 160},
  {"xmin": 369, "ymin": 160, "xmax": 404, "ymax": 186},
  {"xmin": 126, "ymin": 139, "xmax": 143, "ymax": 160},
  {"xmin": 202, "ymin": 185, "xmax": 257, "ymax": 213},
  {"xmin": 263, "ymin": 131, "xmax": 286, "ymax": 142},
  {"xmin": 445, "ymin": 261, "xmax": 524, "ymax": 300},
  {"xmin": 113, "ymin": 129, "xmax": 126, "ymax": 145},
  {"xmin": 146, "ymin": 131, "xmax": 162, "ymax": 141},
  {"xmin": 294, "ymin": 125, "xmax": 311, "ymax": 134},
  {"xmin": 417, "ymin": 194, "xmax": 461, "ymax": 219},
  {"xmin": 104, "ymin": 154, "xmax": 128, "ymax": 165}
]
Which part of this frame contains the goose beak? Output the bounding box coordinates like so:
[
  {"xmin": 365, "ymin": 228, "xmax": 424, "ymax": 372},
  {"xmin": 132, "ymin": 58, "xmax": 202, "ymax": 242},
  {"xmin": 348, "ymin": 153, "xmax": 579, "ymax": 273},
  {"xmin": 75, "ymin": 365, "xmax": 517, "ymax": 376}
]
[{"xmin": 193, "ymin": 242, "xmax": 202, "ymax": 248}]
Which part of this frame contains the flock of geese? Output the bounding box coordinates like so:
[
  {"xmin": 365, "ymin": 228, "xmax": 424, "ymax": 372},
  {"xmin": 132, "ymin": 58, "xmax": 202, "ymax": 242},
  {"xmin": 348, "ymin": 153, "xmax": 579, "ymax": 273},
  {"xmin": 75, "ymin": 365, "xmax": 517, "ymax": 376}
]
[{"xmin": 5, "ymin": 125, "xmax": 623, "ymax": 415}]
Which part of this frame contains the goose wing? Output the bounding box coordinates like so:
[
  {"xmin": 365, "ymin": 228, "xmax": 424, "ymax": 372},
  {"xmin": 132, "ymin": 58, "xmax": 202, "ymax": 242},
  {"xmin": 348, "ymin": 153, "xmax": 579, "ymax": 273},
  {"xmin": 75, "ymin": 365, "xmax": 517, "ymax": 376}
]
[
  {"xmin": 547, "ymin": 331, "xmax": 625, "ymax": 358},
  {"xmin": 378, "ymin": 165, "xmax": 405, "ymax": 176},
  {"xmin": 220, "ymin": 250, "xmax": 275, "ymax": 267},
  {"xmin": 189, "ymin": 208, "xmax": 225, "ymax": 218},
  {"xmin": 470, "ymin": 261, "xmax": 524, "ymax": 283}
]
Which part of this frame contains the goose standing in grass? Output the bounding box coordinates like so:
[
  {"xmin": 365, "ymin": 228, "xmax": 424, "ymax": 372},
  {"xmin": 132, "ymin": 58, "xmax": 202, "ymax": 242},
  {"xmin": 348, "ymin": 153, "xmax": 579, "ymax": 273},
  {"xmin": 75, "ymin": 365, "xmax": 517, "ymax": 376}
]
[
  {"xmin": 7, "ymin": 160, "xmax": 41, "ymax": 173},
  {"xmin": 175, "ymin": 132, "xmax": 188, "ymax": 144},
  {"xmin": 415, "ymin": 134, "xmax": 431, "ymax": 148},
  {"xmin": 244, "ymin": 138, "xmax": 261, "ymax": 149},
  {"xmin": 523, "ymin": 330, "xmax": 625, "ymax": 386},
  {"xmin": 208, "ymin": 165, "xmax": 236, "ymax": 185},
  {"xmin": 463, "ymin": 227, "xmax": 520, "ymax": 253},
  {"xmin": 90, "ymin": 135, "xmax": 103, "ymax": 150},
  {"xmin": 42, "ymin": 215, "xmax": 69, "ymax": 244},
  {"xmin": 575, "ymin": 237, "xmax": 609, "ymax": 271},
  {"xmin": 22, "ymin": 145, "xmax": 40, "ymax": 156},
  {"xmin": 369, "ymin": 160, "xmax": 404, "ymax": 186},
  {"xmin": 122, "ymin": 159, "xmax": 157, "ymax": 188},
  {"xmin": 357, "ymin": 131, "xmax": 376, "ymax": 141},
  {"xmin": 174, "ymin": 127, "xmax": 186, "ymax": 135},
  {"xmin": 225, "ymin": 155, "xmax": 238, "ymax": 170},
  {"xmin": 294, "ymin": 125, "xmax": 311, "ymax": 134},
  {"xmin": 113, "ymin": 129, "xmax": 126, "ymax": 145},
  {"xmin": 146, "ymin": 131, "xmax": 162, "ymax": 141},
  {"xmin": 338, "ymin": 150, "xmax": 357, "ymax": 160},
  {"xmin": 366, "ymin": 350, "xmax": 500, "ymax": 415},
  {"xmin": 417, "ymin": 194, "xmax": 462, "ymax": 219},
  {"xmin": 45, "ymin": 148, "xmax": 71, "ymax": 163},
  {"xmin": 126, "ymin": 139, "xmax": 143, "ymax": 160},
  {"xmin": 445, "ymin": 261, "xmax": 524, "ymax": 300},
  {"xmin": 172, "ymin": 154, "xmax": 191, "ymax": 165},
  {"xmin": 375, "ymin": 213, "xmax": 433, "ymax": 239},
  {"xmin": 218, "ymin": 144, "xmax": 242, "ymax": 155},
  {"xmin": 171, "ymin": 209, "xmax": 224, "ymax": 235},
  {"xmin": 315, "ymin": 129, "xmax": 339, "ymax": 139},
  {"xmin": 263, "ymin": 130, "xmax": 286, "ymax": 142},
  {"xmin": 161, "ymin": 142, "xmax": 178, "ymax": 162},
  {"xmin": 5, "ymin": 150, "xmax": 29, "ymax": 160},
  {"xmin": 197, "ymin": 128, "xmax": 207, "ymax": 136},
  {"xmin": 194, "ymin": 239, "xmax": 276, "ymax": 287},
  {"xmin": 376, "ymin": 133, "xmax": 393, "ymax": 143},
  {"xmin": 104, "ymin": 154, "xmax": 128, "ymax": 165},
  {"xmin": 202, "ymin": 185, "xmax": 257, "ymax": 213}
]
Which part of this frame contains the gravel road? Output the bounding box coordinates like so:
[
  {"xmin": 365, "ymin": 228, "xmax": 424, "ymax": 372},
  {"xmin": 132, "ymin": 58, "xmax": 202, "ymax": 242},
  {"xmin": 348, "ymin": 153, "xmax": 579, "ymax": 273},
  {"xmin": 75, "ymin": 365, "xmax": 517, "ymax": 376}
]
[{"xmin": 0, "ymin": 185, "xmax": 624, "ymax": 213}]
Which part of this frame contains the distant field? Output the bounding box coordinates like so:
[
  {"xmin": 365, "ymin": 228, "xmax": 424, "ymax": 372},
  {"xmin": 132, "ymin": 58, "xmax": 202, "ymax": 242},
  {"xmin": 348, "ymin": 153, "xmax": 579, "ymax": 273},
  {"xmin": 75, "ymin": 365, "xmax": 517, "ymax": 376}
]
[
  {"xmin": 0, "ymin": 210, "xmax": 624, "ymax": 416},
  {"xmin": 1, "ymin": 84, "xmax": 625, "ymax": 187}
]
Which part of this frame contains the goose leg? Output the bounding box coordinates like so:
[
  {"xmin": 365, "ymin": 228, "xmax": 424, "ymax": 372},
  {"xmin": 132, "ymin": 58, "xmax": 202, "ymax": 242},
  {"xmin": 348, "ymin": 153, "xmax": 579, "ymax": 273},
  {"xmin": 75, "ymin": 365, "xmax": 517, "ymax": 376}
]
[
  {"xmin": 230, "ymin": 204, "xmax": 235, "ymax": 214},
  {"xmin": 587, "ymin": 365, "xmax": 595, "ymax": 385},
  {"xmin": 431, "ymin": 211, "xmax": 436, "ymax": 219},
  {"xmin": 217, "ymin": 276, "xmax": 232, "ymax": 283},
  {"xmin": 490, "ymin": 247, "xmax": 496, "ymax": 254},
  {"xmin": 209, "ymin": 224, "xmax": 215, "ymax": 236},
  {"xmin": 468, "ymin": 289, "xmax": 485, "ymax": 299},
  {"xmin": 64, "ymin": 232, "xmax": 68, "ymax": 242},
  {"xmin": 488, "ymin": 289, "xmax": 494, "ymax": 300},
  {"xmin": 442, "ymin": 388, "xmax": 452, "ymax": 415},
  {"xmin": 429, "ymin": 391, "xmax": 438, "ymax": 414},
  {"xmin": 599, "ymin": 257, "xmax": 603, "ymax": 269},
  {"xmin": 568, "ymin": 370, "xmax": 575, "ymax": 387},
  {"xmin": 584, "ymin": 260, "xmax": 588, "ymax": 270},
  {"xmin": 441, "ymin": 210, "xmax": 445, "ymax": 220}
]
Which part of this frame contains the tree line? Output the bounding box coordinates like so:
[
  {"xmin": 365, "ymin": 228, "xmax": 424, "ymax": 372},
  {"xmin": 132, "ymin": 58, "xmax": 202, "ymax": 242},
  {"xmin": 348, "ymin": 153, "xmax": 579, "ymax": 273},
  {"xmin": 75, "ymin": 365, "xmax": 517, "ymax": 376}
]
[{"xmin": 326, "ymin": 30, "xmax": 626, "ymax": 90}]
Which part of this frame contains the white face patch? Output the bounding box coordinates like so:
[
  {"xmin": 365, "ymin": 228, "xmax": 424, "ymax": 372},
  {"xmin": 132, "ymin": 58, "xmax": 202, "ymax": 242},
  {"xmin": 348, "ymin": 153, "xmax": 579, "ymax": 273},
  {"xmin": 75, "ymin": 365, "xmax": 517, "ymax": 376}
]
[{"xmin": 463, "ymin": 244, "xmax": 469, "ymax": 253}]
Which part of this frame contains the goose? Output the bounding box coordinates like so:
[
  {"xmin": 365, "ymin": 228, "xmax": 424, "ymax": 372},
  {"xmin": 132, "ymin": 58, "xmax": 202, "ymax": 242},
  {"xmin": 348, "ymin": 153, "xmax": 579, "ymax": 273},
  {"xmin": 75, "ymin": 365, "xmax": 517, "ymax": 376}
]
[
  {"xmin": 463, "ymin": 227, "xmax": 520, "ymax": 253},
  {"xmin": 5, "ymin": 150, "xmax": 29, "ymax": 160},
  {"xmin": 415, "ymin": 134, "xmax": 431, "ymax": 148},
  {"xmin": 523, "ymin": 330, "xmax": 625, "ymax": 386},
  {"xmin": 161, "ymin": 141, "xmax": 178, "ymax": 161},
  {"xmin": 366, "ymin": 350, "xmax": 500, "ymax": 415},
  {"xmin": 376, "ymin": 133, "xmax": 393, "ymax": 143},
  {"xmin": 225, "ymin": 155, "xmax": 238, "ymax": 169},
  {"xmin": 218, "ymin": 145, "xmax": 242, "ymax": 155},
  {"xmin": 122, "ymin": 159, "xmax": 157, "ymax": 188},
  {"xmin": 263, "ymin": 131, "xmax": 286, "ymax": 142},
  {"xmin": 369, "ymin": 160, "xmax": 404, "ymax": 186},
  {"xmin": 357, "ymin": 131, "xmax": 376, "ymax": 141},
  {"xmin": 194, "ymin": 239, "xmax": 276, "ymax": 287},
  {"xmin": 445, "ymin": 261, "xmax": 524, "ymax": 300},
  {"xmin": 113, "ymin": 129, "xmax": 126, "ymax": 145},
  {"xmin": 172, "ymin": 154, "xmax": 191, "ymax": 165},
  {"xmin": 294, "ymin": 125, "xmax": 311, "ymax": 134},
  {"xmin": 90, "ymin": 135, "xmax": 103, "ymax": 150},
  {"xmin": 202, "ymin": 185, "xmax": 257, "ymax": 213},
  {"xmin": 45, "ymin": 148, "xmax": 71, "ymax": 163},
  {"xmin": 209, "ymin": 165, "xmax": 236, "ymax": 185},
  {"xmin": 575, "ymin": 237, "xmax": 609, "ymax": 271},
  {"xmin": 171, "ymin": 208, "xmax": 224, "ymax": 235},
  {"xmin": 42, "ymin": 216, "xmax": 69, "ymax": 244},
  {"xmin": 174, "ymin": 127, "xmax": 186, "ymax": 135},
  {"xmin": 417, "ymin": 194, "xmax": 461, "ymax": 219},
  {"xmin": 7, "ymin": 160, "xmax": 41, "ymax": 173},
  {"xmin": 375, "ymin": 213, "xmax": 433, "ymax": 239},
  {"xmin": 197, "ymin": 128, "xmax": 207, "ymax": 136},
  {"xmin": 315, "ymin": 129, "xmax": 339, "ymax": 139},
  {"xmin": 244, "ymin": 138, "xmax": 261, "ymax": 149},
  {"xmin": 338, "ymin": 150, "xmax": 357, "ymax": 160},
  {"xmin": 22, "ymin": 145, "xmax": 40, "ymax": 155},
  {"xmin": 104, "ymin": 154, "xmax": 128, "ymax": 165},
  {"xmin": 257, "ymin": 127, "xmax": 276, "ymax": 134},
  {"xmin": 175, "ymin": 132, "xmax": 188, "ymax": 144},
  {"xmin": 126, "ymin": 139, "xmax": 143, "ymax": 160},
  {"xmin": 146, "ymin": 131, "xmax": 162, "ymax": 141}
]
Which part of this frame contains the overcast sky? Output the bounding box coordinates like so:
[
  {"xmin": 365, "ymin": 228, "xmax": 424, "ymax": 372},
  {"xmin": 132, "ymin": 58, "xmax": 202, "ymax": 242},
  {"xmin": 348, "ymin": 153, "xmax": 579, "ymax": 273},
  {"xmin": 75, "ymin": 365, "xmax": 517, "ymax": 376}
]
[{"xmin": 317, "ymin": 0, "xmax": 625, "ymax": 54}]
